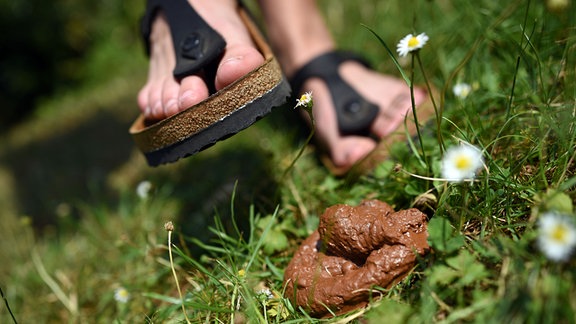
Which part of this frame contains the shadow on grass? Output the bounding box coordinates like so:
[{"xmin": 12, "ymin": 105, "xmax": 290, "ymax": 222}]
[
  {"xmin": 159, "ymin": 146, "xmax": 278, "ymax": 256},
  {"xmin": 0, "ymin": 96, "xmax": 304, "ymax": 255},
  {"xmin": 0, "ymin": 108, "xmax": 136, "ymax": 230},
  {"xmin": 148, "ymin": 106, "xmax": 305, "ymax": 256}
]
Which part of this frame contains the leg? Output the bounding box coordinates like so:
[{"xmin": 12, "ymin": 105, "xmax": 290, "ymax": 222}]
[
  {"xmin": 259, "ymin": 0, "xmax": 428, "ymax": 171},
  {"xmin": 137, "ymin": 0, "xmax": 265, "ymax": 121}
]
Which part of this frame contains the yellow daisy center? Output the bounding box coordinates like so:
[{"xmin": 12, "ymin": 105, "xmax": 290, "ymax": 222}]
[
  {"xmin": 551, "ymin": 224, "xmax": 569, "ymax": 243},
  {"xmin": 300, "ymin": 94, "xmax": 310, "ymax": 102},
  {"xmin": 455, "ymin": 155, "xmax": 472, "ymax": 170},
  {"xmin": 408, "ymin": 36, "xmax": 419, "ymax": 48}
]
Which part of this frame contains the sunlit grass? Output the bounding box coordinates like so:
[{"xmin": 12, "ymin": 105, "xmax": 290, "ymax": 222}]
[{"xmin": 1, "ymin": 0, "xmax": 575, "ymax": 322}]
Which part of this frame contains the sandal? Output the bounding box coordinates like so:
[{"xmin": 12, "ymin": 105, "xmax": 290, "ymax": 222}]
[
  {"xmin": 290, "ymin": 51, "xmax": 436, "ymax": 177},
  {"xmin": 130, "ymin": 0, "xmax": 291, "ymax": 166}
]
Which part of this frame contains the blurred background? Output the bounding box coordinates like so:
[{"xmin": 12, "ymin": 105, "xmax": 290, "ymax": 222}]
[
  {"xmin": 0, "ymin": 0, "xmax": 144, "ymax": 131},
  {"xmin": 1, "ymin": 0, "xmax": 574, "ymax": 321}
]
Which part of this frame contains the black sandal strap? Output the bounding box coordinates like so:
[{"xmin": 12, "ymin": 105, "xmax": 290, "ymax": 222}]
[
  {"xmin": 290, "ymin": 51, "xmax": 379, "ymax": 136},
  {"xmin": 141, "ymin": 0, "xmax": 227, "ymax": 81}
]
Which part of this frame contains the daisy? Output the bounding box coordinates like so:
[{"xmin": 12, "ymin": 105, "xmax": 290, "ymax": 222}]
[
  {"xmin": 441, "ymin": 144, "xmax": 484, "ymax": 182},
  {"xmin": 136, "ymin": 180, "xmax": 152, "ymax": 200},
  {"xmin": 397, "ymin": 33, "xmax": 429, "ymax": 57},
  {"xmin": 294, "ymin": 91, "xmax": 313, "ymax": 110},
  {"xmin": 114, "ymin": 287, "xmax": 131, "ymax": 303},
  {"xmin": 257, "ymin": 288, "xmax": 274, "ymax": 300},
  {"xmin": 537, "ymin": 212, "xmax": 576, "ymax": 262},
  {"xmin": 452, "ymin": 82, "xmax": 472, "ymax": 99}
]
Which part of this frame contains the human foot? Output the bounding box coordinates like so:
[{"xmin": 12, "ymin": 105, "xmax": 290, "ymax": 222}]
[
  {"xmin": 131, "ymin": 0, "xmax": 289, "ymax": 166},
  {"xmin": 258, "ymin": 0, "xmax": 428, "ymax": 173},
  {"xmin": 296, "ymin": 58, "xmax": 428, "ymax": 172},
  {"xmin": 137, "ymin": 0, "xmax": 265, "ymax": 121}
]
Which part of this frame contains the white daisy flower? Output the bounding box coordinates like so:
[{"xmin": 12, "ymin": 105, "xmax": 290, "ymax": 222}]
[
  {"xmin": 441, "ymin": 144, "xmax": 484, "ymax": 182},
  {"xmin": 136, "ymin": 180, "xmax": 152, "ymax": 200},
  {"xmin": 452, "ymin": 82, "xmax": 472, "ymax": 99},
  {"xmin": 537, "ymin": 212, "xmax": 576, "ymax": 262},
  {"xmin": 114, "ymin": 287, "xmax": 131, "ymax": 303},
  {"xmin": 294, "ymin": 91, "xmax": 313, "ymax": 109},
  {"xmin": 257, "ymin": 288, "xmax": 274, "ymax": 300},
  {"xmin": 396, "ymin": 33, "xmax": 429, "ymax": 57}
]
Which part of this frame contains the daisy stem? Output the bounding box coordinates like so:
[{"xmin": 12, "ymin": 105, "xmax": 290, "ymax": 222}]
[
  {"xmin": 281, "ymin": 110, "xmax": 315, "ymax": 180},
  {"xmin": 410, "ymin": 53, "xmax": 429, "ymax": 172},
  {"xmin": 459, "ymin": 183, "xmax": 470, "ymax": 231},
  {"xmin": 415, "ymin": 52, "xmax": 444, "ymax": 153}
]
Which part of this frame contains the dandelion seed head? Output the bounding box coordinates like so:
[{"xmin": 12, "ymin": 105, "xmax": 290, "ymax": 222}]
[{"xmin": 538, "ymin": 212, "xmax": 576, "ymax": 262}]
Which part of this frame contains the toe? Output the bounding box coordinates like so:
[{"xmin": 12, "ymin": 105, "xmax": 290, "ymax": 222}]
[
  {"xmin": 146, "ymin": 79, "xmax": 166, "ymax": 120},
  {"xmin": 178, "ymin": 75, "xmax": 209, "ymax": 110},
  {"xmin": 370, "ymin": 85, "xmax": 429, "ymax": 139},
  {"xmin": 331, "ymin": 137, "xmax": 376, "ymax": 169},
  {"xmin": 137, "ymin": 0, "xmax": 265, "ymax": 122},
  {"xmin": 215, "ymin": 44, "xmax": 264, "ymax": 90},
  {"xmin": 161, "ymin": 78, "xmax": 180, "ymax": 117},
  {"xmin": 371, "ymin": 94, "xmax": 412, "ymax": 138},
  {"xmin": 137, "ymin": 83, "xmax": 152, "ymax": 115}
]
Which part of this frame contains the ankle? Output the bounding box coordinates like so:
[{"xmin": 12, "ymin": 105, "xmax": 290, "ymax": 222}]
[
  {"xmin": 260, "ymin": 0, "xmax": 335, "ymax": 77},
  {"xmin": 281, "ymin": 41, "xmax": 334, "ymax": 78}
]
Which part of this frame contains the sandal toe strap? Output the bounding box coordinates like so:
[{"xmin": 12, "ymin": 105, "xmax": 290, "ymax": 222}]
[
  {"xmin": 141, "ymin": 0, "xmax": 227, "ymax": 81},
  {"xmin": 290, "ymin": 51, "xmax": 379, "ymax": 136}
]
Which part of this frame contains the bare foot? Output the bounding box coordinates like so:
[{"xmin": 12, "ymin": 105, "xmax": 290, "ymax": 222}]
[
  {"xmin": 258, "ymin": 0, "xmax": 428, "ymax": 172},
  {"xmin": 301, "ymin": 61, "xmax": 427, "ymax": 171},
  {"xmin": 137, "ymin": 0, "xmax": 265, "ymax": 121}
]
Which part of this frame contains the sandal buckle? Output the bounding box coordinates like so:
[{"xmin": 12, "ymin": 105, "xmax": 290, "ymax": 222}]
[{"xmin": 180, "ymin": 33, "xmax": 203, "ymax": 60}]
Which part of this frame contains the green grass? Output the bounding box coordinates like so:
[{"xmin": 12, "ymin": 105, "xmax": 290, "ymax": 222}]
[{"xmin": 1, "ymin": 0, "xmax": 575, "ymax": 322}]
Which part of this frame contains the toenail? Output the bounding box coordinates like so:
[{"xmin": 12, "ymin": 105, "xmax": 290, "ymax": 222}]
[
  {"xmin": 152, "ymin": 101, "xmax": 163, "ymax": 116},
  {"xmin": 220, "ymin": 55, "xmax": 244, "ymax": 65},
  {"xmin": 165, "ymin": 99, "xmax": 178, "ymax": 115},
  {"xmin": 179, "ymin": 90, "xmax": 194, "ymax": 108}
]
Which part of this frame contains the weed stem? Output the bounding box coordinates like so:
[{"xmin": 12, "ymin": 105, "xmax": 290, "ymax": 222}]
[
  {"xmin": 166, "ymin": 222, "xmax": 191, "ymax": 324},
  {"xmin": 0, "ymin": 286, "xmax": 18, "ymax": 324},
  {"xmin": 410, "ymin": 53, "xmax": 428, "ymax": 172}
]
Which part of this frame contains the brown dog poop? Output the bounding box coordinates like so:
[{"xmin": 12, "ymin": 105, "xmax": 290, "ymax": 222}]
[{"xmin": 283, "ymin": 199, "xmax": 429, "ymax": 318}]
